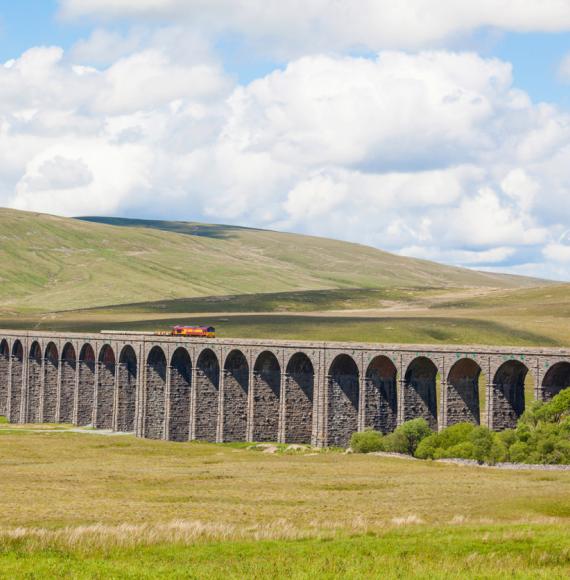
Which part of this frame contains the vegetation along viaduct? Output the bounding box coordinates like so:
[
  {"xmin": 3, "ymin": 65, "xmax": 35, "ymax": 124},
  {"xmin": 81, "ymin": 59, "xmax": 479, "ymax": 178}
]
[{"xmin": 1, "ymin": 330, "xmax": 569, "ymax": 447}]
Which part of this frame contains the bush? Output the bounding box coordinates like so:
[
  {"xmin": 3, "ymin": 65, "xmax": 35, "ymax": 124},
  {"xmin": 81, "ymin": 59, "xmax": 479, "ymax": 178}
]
[
  {"xmin": 350, "ymin": 429, "xmax": 384, "ymax": 453},
  {"xmin": 414, "ymin": 434, "xmax": 439, "ymax": 459},
  {"xmin": 395, "ymin": 419, "xmax": 432, "ymax": 454},
  {"xmin": 381, "ymin": 431, "xmax": 410, "ymax": 454},
  {"xmin": 468, "ymin": 426, "xmax": 494, "ymax": 463}
]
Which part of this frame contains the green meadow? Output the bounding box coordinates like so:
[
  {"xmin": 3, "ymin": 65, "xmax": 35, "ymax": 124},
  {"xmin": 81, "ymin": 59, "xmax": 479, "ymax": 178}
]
[{"xmin": 0, "ymin": 425, "xmax": 568, "ymax": 578}]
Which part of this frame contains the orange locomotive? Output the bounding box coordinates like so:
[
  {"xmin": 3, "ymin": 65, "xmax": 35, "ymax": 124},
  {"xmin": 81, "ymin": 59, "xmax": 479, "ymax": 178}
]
[{"xmin": 169, "ymin": 325, "xmax": 216, "ymax": 338}]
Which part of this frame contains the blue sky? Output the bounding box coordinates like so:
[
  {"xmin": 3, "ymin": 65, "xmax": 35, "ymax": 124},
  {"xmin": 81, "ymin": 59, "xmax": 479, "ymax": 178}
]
[{"xmin": 1, "ymin": 1, "xmax": 570, "ymax": 280}]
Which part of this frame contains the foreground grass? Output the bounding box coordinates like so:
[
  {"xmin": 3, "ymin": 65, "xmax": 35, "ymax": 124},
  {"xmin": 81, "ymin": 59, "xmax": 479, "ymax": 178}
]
[
  {"xmin": 2, "ymin": 525, "xmax": 569, "ymax": 578},
  {"xmin": 0, "ymin": 425, "xmax": 569, "ymax": 576}
]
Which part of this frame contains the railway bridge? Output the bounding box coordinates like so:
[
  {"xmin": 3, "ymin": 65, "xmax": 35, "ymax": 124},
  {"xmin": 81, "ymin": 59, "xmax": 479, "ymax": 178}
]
[{"xmin": 0, "ymin": 330, "xmax": 569, "ymax": 447}]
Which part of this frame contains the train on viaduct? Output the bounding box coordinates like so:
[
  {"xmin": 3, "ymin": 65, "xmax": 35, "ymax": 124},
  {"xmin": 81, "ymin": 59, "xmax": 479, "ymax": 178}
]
[{"xmin": 0, "ymin": 330, "xmax": 569, "ymax": 447}]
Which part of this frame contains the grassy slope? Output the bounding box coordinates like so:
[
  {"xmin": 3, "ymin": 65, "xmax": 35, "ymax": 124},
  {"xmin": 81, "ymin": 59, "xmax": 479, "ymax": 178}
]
[
  {"xmin": 0, "ymin": 208, "xmax": 542, "ymax": 313},
  {"xmin": 0, "ymin": 426, "xmax": 568, "ymax": 577}
]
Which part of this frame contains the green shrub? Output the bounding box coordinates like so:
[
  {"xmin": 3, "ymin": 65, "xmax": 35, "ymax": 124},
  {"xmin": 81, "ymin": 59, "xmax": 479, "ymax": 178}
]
[
  {"xmin": 381, "ymin": 431, "xmax": 410, "ymax": 454},
  {"xmin": 438, "ymin": 441, "xmax": 475, "ymax": 460},
  {"xmin": 395, "ymin": 418, "xmax": 432, "ymax": 454},
  {"xmin": 468, "ymin": 427, "xmax": 494, "ymax": 463},
  {"xmin": 350, "ymin": 429, "xmax": 384, "ymax": 453},
  {"xmin": 508, "ymin": 441, "xmax": 530, "ymax": 463},
  {"xmin": 414, "ymin": 434, "xmax": 439, "ymax": 459}
]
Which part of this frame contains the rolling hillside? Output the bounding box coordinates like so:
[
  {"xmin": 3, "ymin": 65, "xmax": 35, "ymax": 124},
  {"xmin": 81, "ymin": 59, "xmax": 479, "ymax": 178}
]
[{"xmin": 0, "ymin": 208, "xmax": 546, "ymax": 313}]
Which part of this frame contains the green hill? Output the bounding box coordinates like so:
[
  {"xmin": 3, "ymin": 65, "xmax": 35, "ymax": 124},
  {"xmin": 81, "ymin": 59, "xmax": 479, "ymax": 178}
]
[{"xmin": 0, "ymin": 208, "xmax": 545, "ymax": 313}]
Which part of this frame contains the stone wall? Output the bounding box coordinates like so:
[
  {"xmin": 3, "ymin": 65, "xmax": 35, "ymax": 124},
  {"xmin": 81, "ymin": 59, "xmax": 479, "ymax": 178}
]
[
  {"xmin": 284, "ymin": 353, "xmax": 314, "ymax": 444},
  {"xmin": 168, "ymin": 349, "xmax": 191, "ymax": 442},
  {"xmin": 194, "ymin": 349, "xmax": 219, "ymax": 442},
  {"xmin": 0, "ymin": 347, "xmax": 9, "ymax": 416},
  {"xmin": 1, "ymin": 330, "xmax": 569, "ymax": 447}
]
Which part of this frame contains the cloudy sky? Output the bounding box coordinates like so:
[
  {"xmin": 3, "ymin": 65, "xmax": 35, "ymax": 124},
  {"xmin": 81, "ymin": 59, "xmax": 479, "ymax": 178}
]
[{"xmin": 1, "ymin": 1, "xmax": 570, "ymax": 280}]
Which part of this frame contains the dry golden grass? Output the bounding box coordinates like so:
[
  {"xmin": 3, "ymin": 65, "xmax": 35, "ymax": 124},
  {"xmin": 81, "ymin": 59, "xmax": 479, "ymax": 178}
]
[{"xmin": 0, "ymin": 427, "xmax": 569, "ymax": 577}]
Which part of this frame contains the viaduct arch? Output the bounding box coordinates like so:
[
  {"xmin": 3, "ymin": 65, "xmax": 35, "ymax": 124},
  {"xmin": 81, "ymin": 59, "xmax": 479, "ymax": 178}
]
[{"xmin": 0, "ymin": 330, "xmax": 568, "ymax": 447}]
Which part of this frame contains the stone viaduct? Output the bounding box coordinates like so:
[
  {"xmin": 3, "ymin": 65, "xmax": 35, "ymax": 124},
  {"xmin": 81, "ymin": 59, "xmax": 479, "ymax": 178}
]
[{"xmin": 0, "ymin": 330, "xmax": 569, "ymax": 447}]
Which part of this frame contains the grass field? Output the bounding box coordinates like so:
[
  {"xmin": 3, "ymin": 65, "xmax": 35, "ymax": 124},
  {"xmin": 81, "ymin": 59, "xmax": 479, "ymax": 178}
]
[
  {"xmin": 0, "ymin": 425, "xmax": 569, "ymax": 577},
  {"xmin": 4, "ymin": 208, "xmax": 570, "ymax": 348},
  {"xmin": 0, "ymin": 208, "xmax": 545, "ymax": 314},
  {"xmin": 3, "ymin": 284, "xmax": 569, "ymax": 346}
]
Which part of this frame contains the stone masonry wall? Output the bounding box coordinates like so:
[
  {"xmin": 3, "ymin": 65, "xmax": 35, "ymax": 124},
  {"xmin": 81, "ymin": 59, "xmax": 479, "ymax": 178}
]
[
  {"xmin": 43, "ymin": 358, "xmax": 58, "ymax": 423},
  {"xmin": 194, "ymin": 352, "xmax": 219, "ymax": 442},
  {"xmin": 96, "ymin": 362, "xmax": 115, "ymax": 429},
  {"xmin": 0, "ymin": 353, "xmax": 8, "ymax": 416},
  {"xmin": 145, "ymin": 363, "xmax": 166, "ymax": 440},
  {"xmin": 252, "ymin": 356, "xmax": 280, "ymax": 442},
  {"xmin": 1, "ymin": 331, "xmax": 569, "ymax": 447},
  {"xmin": 27, "ymin": 356, "xmax": 42, "ymax": 423},
  {"xmin": 77, "ymin": 360, "xmax": 95, "ymax": 426},
  {"xmin": 284, "ymin": 371, "xmax": 313, "ymax": 444},
  {"xmin": 117, "ymin": 362, "xmax": 137, "ymax": 432},
  {"xmin": 168, "ymin": 358, "xmax": 191, "ymax": 441}
]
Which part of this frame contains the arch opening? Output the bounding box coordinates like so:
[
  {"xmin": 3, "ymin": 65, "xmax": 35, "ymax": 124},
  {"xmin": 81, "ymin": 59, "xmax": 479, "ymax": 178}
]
[
  {"xmin": 9, "ymin": 341, "xmax": 24, "ymax": 423},
  {"xmin": 169, "ymin": 348, "xmax": 192, "ymax": 442},
  {"xmin": 403, "ymin": 357, "xmax": 438, "ymax": 430},
  {"xmin": 491, "ymin": 360, "xmax": 528, "ymax": 430},
  {"xmin": 118, "ymin": 345, "xmax": 137, "ymax": 432},
  {"xmin": 223, "ymin": 350, "xmax": 249, "ymax": 442},
  {"xmin": 42, "ymin": 342, "xmax": 59, "ymax": 423},
  {"xmin": 252, "ymin": 351, "xmax": 281, "ymax": 442},
  {"xmin": 59, "ymin": 343, "xmax": 76, "ymax": 424},
  {"xmin": 365, "ymin": 356, "xmax": 397, "ymax": 434},
  {"xmin": 194, "ymin": 349, "xmax": 220, "ymax": 442},
  {"xmin": 96, "ymin": 345, "xmax": 115, "ymax": 429},
  {"xmin": 542, "ymin": 362, "xmax": 570, "ymax": 401},
  {"xmin": 284, "ymin": 353, "xmax": 314, "ymax": 444},
  {"xmin": 328, "ymin": 354, "xmax": 359, "ymax": 447},
  {"xmin": 145, "ymin": 346, "xmax": 166, "ymax": 440},
  {"xmin": 77, "ymin": 344, "xmax": 96, "ymax": 426},
  {"xmin": 446, "ymin": 358, "xmax": 481, "ymax": 427},
  {"xmin": 27, "ymin": 342, "xmax": 43, "ymax": 423},
  {"xmin": 0, "ymin": 339, "xmax": 9, "ymax": 417}
]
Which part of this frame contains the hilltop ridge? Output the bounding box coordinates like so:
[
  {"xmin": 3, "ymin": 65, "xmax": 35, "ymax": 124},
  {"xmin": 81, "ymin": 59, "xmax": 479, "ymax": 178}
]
[{"xmin": 0, "ymin": 208, "xmax": 547, "ymax": 313}]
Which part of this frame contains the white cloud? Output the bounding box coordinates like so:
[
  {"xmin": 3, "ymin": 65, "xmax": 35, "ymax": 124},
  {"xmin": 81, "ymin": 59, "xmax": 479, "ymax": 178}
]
[
  {"xmin": 59, "ymin": 1, "xmax": 570, "ymax": 56},
  {"xmin": 1, "ymin": 42, "xmax": 570, "ymax": 279}
]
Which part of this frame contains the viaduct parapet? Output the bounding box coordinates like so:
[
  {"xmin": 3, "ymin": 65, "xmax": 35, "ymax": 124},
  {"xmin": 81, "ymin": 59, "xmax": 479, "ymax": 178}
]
[{"xmin": 1, "ymin": 330, "xmax": 569, "ymax": 447}]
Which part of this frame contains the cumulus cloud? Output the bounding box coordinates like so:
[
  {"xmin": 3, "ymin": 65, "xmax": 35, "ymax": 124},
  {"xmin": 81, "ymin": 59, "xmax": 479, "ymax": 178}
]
[
  {"xmin": 59, "ymin": 0, "xmax": 570, "ymax": 56},
  {"xmin": 1, "ymin": 41, "xmax": 570, "ymax": 279}
]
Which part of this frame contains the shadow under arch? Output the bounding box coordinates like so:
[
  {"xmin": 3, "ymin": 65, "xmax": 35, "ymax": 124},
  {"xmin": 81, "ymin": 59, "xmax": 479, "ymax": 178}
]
[
  {"xmin": 96, "ymin": 344, "xmax": 116, "ymax": 429},
  {"xmin": 491, "ymin": 360, "xmax": 528, "ymax": 430},
  {"xmin": 9, "ymin": 340, "xmax": 24, "ymax": 423},
  {"xmin": 223, "ymin": 350, "xmax": 249, "ymax": 442},
  {"xmin": 27, "ymin": 341, "xmax": 43, "ymax": 423},
  {"xmin": 145, "ymin": 346, "xmax": 167, "ymax": 440},
  {"xmin": 0, "ymin": 339, "xmax": 9, "ymax": 417},
  {"xmin": 284, "ymin": 352, "xmax": 314, "ymax": 444},
  {"xmin": 169, "ymin": 347, "xmax": 192, "ymax": 442},
  {"xmin": 327, "ymin": 354, "xmax": 359, "ymax": 447},
  {"xmin": 59, "ymin": 343, "xmax": 76, "ymax": 423},
  {"xmin": 77, "ymin": 343, "xmax": 96, "ymax": 426},
  {"xmin": 542, "ymin": 362, "xmax": 570, "ymax": 401},
  {"xmin": 365, "ymin": 355, "xmax": 397, "ymax": 434},
  {"xmin": 403, "ymin": 357, "xmax": 438, "ymax": 430},
  {"xmin": 118, "ymin": 345, "xmax": 137, "ymax": 432},
  {"xmin": 252, "ymin": 351, "xmax": 281, "ymax": 442},
  {"xmin": 446, "ymin": 358, "xmax": 481, "ymax": 426},
  {"xmin": 194, "ymin": 348, "xmax": 220, "ymax": 442}
]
